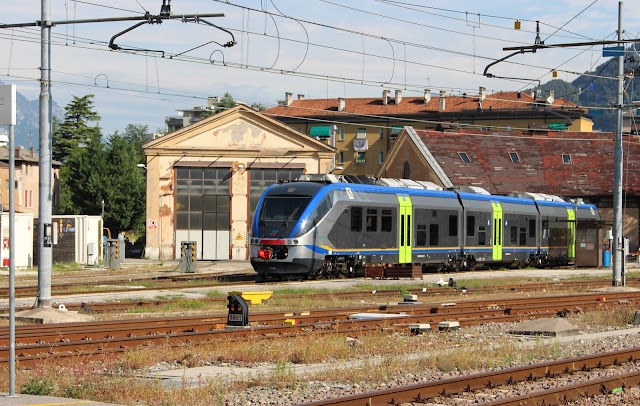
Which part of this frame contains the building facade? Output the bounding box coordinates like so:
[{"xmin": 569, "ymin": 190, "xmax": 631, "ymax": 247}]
[
  {"xmin": 143, "ymin": 105, "xmax": 335, "ymax": 261},
  {"xmin": 263, "ymin": 89, "xmax": 593, "ymax": 176},
  {"xmin": 0, "ymin": 146, "xmax": 61, "ymax": 215},
  {"xmin": 378, "ymin": 127, "xmax": 640, "ymax": 253}
]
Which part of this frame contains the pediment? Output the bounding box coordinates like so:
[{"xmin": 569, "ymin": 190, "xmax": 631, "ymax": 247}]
[{"xmin": 144, "ymin": 105, "xmax": 333, "ymax": 154}]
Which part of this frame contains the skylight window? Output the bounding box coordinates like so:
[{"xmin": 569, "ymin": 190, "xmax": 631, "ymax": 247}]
[
  {"xmin": 509, "ymin": 152, "xmax": 520, "ymax": 163},
  {"xmin": 562, "ymin": 154, "xmax": 572, "ymax": 164},
  {"xmin": 458, "ymin": 152, "xmax": 471, "ymax": 163}
]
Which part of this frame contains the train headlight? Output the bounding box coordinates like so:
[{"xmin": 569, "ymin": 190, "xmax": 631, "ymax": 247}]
[
  {"xmin": 287, "ymin": 240, "xmax": 292, "ymax": 244},
  {"xmin": 293, "ymin": 240, "xmax": 298, "ymax": 244}
]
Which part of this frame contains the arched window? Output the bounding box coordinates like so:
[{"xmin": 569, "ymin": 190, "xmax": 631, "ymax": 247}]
[{"xmin": 402, "ymin": 161, "xmax": 410, "ymax": 179}]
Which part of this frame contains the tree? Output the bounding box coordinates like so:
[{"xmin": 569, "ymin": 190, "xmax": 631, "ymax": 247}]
[
  {"xmin": 250, "ymin": 102, "xmax": 267, "ymax": 111},
  {"xmin": 123, "ymin": 124, "xmax": 152, "ymax": 163},
  {"xmin": 101, "ymin": 132, "xmax": 146, "ymax": 235},
  {"xmin": 59, "ymin": 127, "xmax": 146, "ymax": 236},
  {"xmin": 52, "ymin": 94, "xmax": 101, "ymax": 162},
  {"xmin": 59, "ymin": 131, "xmax": 107, "ymax": 215},
  {"xmin": 214, "ymin": 92, "xmax": 237, "ymax": 113}
]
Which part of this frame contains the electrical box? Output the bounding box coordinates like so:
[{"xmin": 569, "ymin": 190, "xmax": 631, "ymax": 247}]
[
  {"xmin": 106, "ymin": 239, "xmax": 121, "ymax": 269},
  {"xmin": 226, "ymin": 294, "xmax": 249, "ymax": 327},
  {"xmin": 179, "ymin": 241, "xmax": 197, "ymax": 273}
]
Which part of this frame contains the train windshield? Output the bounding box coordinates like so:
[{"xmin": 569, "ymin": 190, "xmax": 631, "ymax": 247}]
[{"xmin": 257, "ymin": 196, "xmax": 311, "ymax": 238}]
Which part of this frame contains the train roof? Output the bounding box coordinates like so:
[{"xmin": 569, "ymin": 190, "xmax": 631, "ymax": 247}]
[{"xmin": 286, "ymin": 175, "xmax": 593, "ymax": 208}]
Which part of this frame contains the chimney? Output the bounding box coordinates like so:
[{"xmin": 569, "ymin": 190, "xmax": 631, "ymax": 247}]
[
  {"xmin": 424, "ymin": 89, "xmax": 432, "ymax": 104},
  {"xmin": 479, "ymin": 86, "xmax": 486, "ymax": 101},
  {"xmin": 382, "ymin": 90, "xmax": 390, "ymax": 105},
  {"xmin": 297, "ymin": 94, "xmax": 305, "ymax": 100},
  {"xmin": 14, "ymin": 147, "xmax": 20, "ymax": 158},
  {"xmin": 30, "ymin": 146, "xmax": 34, "ymax": 157},
  {"xmin": 546, "ymin": 90, "xmax": 555, "ymax": 105},
  {"xmin": 285, "ymin": 92, "xmax": 293, "ymax": 106},
  {"xmin": 438, "ymin": 91, "xmax": 446, "ymax": 112},
  {"xmin": 338, "ymin": 97, "xmax": 346, "ymax": 112},
  {"xmin": 530, "ymin": 89, "xmax": 536, "ymax": 99},
  {"xmin": 395, "ymin": 90, "xmax": 403, "ymax": 105}
]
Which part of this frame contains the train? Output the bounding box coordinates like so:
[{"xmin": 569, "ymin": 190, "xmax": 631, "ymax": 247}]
[{"xmin": 249, "ymin": 174, "xmax": 600, "ymax": 280}]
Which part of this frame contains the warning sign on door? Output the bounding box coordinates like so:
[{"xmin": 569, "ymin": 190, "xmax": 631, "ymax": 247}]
[{"xmin": 236, "ymin": 233, "xmax": 243, "ymax": 240}]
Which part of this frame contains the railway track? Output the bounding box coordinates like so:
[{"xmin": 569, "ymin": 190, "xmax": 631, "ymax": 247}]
[
  {"xmin": 297, "ymin": 347, "xmax": 640, "ymax": 405},
  {"xmin": 0, "ymin": 277, "xmax": 631, "ymax": 314},
  {"xmin": 1, "ymin": 291, "xmax": 638, "ymax": 366}
]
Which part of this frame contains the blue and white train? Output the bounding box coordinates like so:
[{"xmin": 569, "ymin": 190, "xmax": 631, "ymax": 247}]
[{"xmin": 249, "ymin": 175, "xmax": 600, "ymax": 280}]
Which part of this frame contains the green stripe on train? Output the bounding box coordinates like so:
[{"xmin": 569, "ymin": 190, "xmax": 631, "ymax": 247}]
[
  {"xmin": 397, "ymin": 195, "xmax": 413, "ymax": 264},
  {"xmin": 567, "ymin": 208, "xmax": 576, "ymax": 258},
  {"xmin": 491, "ymin": 202, "xmax": 503, "ymax": 261}
]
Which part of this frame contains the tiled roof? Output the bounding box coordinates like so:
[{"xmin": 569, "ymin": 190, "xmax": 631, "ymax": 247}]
[
  {"xmin": 410, "ymin": 129, "xmax": 639, "ymax": 197},
  {"xmin": 263, "ymin": 91, "xmax": 584, "ymax": 118}
]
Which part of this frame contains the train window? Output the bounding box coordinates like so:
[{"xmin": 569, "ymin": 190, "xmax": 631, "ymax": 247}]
[
  {"xmin": 351, "ymin": 207, "xmax": 363, "ymax": 232},
  {"xmin": 432, "ymin": 210, "xmax": 437, "ymax": 217},
  {"xmin": 529, "ymin": 219, "xmax": 536, "ymax": 238},
  {"xmin": 429, "ymin": 224, "xmax": 439, "ymax": 245},
  {"xmin": 511, "ymin": 226, "xmax": 518, "ymax": 243},
  {"xmin": 366, "ymin": 209, "xmax": 378, "ymax": 232},
  {"xmin": 381, "ymin": 209, "xmax": 392, "ymax": 232},
  {"xmin": 449, "ymin": 215, "xmax": 458, "ymax": 237},
  {"xmin": 400, "ymin": 215, "xmax": 405, "ymax": 245},
  {"xmin": 417, "ymin": 224, "xmax": 427, "ymax": 245},
  {"xmin": 542, "ymin": 220, "xmax": 549, "ymax": 239},
  {"xmin": 466, "ymin": 215, "xmax": 475, "ymax": 237},
  {"xmin": 478, "ymin": 226, "xmax": 486, "ymax": 246},
  {"xmin": 519, "ymin": 228, "xmax": 526, "ymax": 246}
]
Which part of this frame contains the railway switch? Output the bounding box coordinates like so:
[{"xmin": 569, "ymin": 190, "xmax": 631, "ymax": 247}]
[
  {"xmin": 226, "ymin": 294, "xmax": 249, "ymax": 327},
  {"xmin": 179, "ymin": 241, "xmax": 197, "ymax": 273}
]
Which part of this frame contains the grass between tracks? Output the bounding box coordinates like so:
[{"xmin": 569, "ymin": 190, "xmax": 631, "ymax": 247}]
[{"xmin": 1, "ymin": 294, "xmax": 639, "ymax": 405}]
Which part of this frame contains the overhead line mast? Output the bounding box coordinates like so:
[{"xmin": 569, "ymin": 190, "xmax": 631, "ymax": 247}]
[
  {"xmin": 0, "ymin": 1, "xmax": 234, "ymax": 310},
  {"xmin": 487, "ymin": 1, "xmax": 633, "ymax": 286}
]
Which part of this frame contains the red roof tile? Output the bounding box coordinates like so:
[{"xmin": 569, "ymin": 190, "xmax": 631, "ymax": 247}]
[
  {"xmin": 263, "ymin": 91, "xmax": 584, "ymax": 118},
  {"xmin": 410, "ymin": 129, "xmax": 639, "ymax": 197}
]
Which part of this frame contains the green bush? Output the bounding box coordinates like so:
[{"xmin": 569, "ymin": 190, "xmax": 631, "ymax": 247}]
[{"xmin": 21, "ymin": 378, "xmax": 55, "ymax": 395}]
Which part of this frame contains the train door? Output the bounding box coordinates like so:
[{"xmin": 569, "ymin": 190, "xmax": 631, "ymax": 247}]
[
  {"xmin": 567, "ymin": 208, "xmax": 576, "ymax": 259},
  {"xmin": 397, "ymin": 195, "xmax": 412, "ymax": 264},
  {"xmin": 491, "ymin": 202, "xmax": 503, "ymax": 261}
]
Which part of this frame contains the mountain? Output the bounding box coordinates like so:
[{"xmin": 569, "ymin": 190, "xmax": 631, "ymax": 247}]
[
  {"xmin": 0, "ymin": 81, "xmax": 64, "ymax": 150},
  {"xmin": 529, "ymin": 44, "xmax": 640, "ymax": 132}
]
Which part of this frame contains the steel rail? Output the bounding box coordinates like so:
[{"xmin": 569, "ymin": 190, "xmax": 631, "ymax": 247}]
[{"xmin": 297, "ymin": 348, "xmax": 640, "ymax": 405}]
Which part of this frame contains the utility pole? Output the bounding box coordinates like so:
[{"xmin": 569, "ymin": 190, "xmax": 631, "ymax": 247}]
[
  {"xmin": 1, "ymin": 3, "xmax": 233, "ymax": 308},
  {"xmin": 39, "ymin": 0, "xmax": 52, "ymax": 307},
  {"xmin": 612, "ymin": 1, "xmax": 625, "ymax": 286},
  {"xmin": 493, "ymin": 1, "xmax": 636, "ymax": 287}
]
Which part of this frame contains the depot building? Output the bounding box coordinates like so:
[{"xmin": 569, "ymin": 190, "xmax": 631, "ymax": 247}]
[{"xmin": 142, "ymin": 105, "xmax": 335, "ymax": 261}]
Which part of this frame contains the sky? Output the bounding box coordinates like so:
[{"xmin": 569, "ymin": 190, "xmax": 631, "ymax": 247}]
[{"xmin": 1, "ymin": 0, "xmax": 638, "ymax": 136}]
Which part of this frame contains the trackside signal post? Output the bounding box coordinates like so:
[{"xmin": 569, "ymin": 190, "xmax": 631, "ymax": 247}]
[{"xmin": 226, "ymin": 294, "xmax": 249, "ymax": 327}]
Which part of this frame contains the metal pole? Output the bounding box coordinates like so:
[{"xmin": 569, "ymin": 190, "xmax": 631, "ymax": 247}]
[
  {"xmin": 38, "ymin": 0, "xmax": 52, "ymax": 307},
  {"xmin": 8, "ymin": 122, "xmax": 16, "ymax": 397},
  {"xmin": 612, "ymin": 1, "xmax": 624, "ymax": 286}
]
